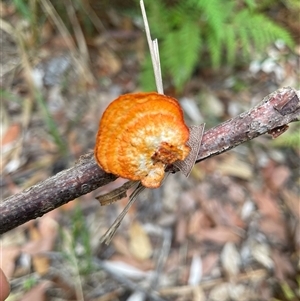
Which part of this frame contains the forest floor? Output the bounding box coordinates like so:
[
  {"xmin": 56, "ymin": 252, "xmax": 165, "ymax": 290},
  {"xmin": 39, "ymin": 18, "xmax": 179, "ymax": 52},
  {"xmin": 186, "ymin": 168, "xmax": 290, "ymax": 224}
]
[{"xmin": 1, "ymin": 2, "xmax": 300, "ymax": 301}]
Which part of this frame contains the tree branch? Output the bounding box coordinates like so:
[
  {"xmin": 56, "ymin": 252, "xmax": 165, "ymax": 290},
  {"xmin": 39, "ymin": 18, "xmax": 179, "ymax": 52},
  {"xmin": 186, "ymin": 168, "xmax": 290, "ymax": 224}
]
[
  {"xmin": 1, "ymin": 87, "xmax": 299, "ymax": 234},
  {"xmin": 196, "ymin": 86, "xmax": 300, "ymax": 162}
]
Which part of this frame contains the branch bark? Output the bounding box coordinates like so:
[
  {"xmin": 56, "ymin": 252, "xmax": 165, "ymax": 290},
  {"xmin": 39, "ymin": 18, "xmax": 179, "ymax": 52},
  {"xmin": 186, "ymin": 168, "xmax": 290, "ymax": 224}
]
[{"xmin": 1, "ymin": 87, "xmax": 299, "ymax": 234}]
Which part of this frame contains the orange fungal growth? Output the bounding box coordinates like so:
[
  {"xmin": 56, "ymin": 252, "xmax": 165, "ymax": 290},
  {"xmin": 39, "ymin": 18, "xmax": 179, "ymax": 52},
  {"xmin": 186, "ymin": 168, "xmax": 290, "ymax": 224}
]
[{"xmin": 94, "ymin": 92, "xmax": 190, "ymax": 188}]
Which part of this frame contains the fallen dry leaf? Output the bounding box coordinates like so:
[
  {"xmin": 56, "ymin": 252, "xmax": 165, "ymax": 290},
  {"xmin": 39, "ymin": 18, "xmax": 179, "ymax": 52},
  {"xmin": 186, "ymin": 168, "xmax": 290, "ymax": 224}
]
[
  {"xmin": 263, "ymin": 162, "xmax": 291, "ymax": 192},
  {"xmin": 187, "ymin": 210, "xmax": 213, "ymax": 237},
  {"xmin": 221, "ymin": 242, "xmax": 241, "ymax": 279},
  {"xmin": 202, "ymin": 253, "xmax": 220, "ymax": 277},
  {"xmin": 200, "ymin": 199, "xmax": 245, "ymax": 228},
  {"xmin": 110, "ymin": 254, "xmax": 154, "ymax": 271},
  {"xmin": 281, "ymin": 189, "xmax": 300, "ymax": 219},
  {"xmin": 0, "ymin": 246, "xmax": 21, "ymax": 277},
  {"xmin": 218, "ymin": 155, "xmax": 253, "ymax": 180},
  {"xmin": 21, "ymin": 211, "xmax": 58, "ymax": 275},
  {"xmin": 195, "ymin": 226, "xmax": 242, "ymax": 244},
  {"xmin": 129, "ymin": 221, "xmax": 153, "ymax": 260},
  {"xmin": 271, "ymin": 249, "xmax": 296, "ymax": 280},
  {"xmin": 112, "ymin": 234, "xmax": 132, "ymax": 257},
  {"xmin": 175, "ymin": 215, "xmax": 187, "ymax": 244},
  {"xmin": 251, "ymin": 242, "xmax": 273, "ymax": 269},
  {"xmin": 1, "ymin": 123, "xmax": 21, "ymax": 149},
  {"xmin": 267, "ymin": 165, "xmax": 290, "ymax": 191},
  {"xmin": 252, "ymin": 189, "xmax": 282, "ymax": 220},
  {"xmin": 32, "ymin": 255, "xmax": 50, "ymax": 276},
  {"xmin": 259, "ymin": 216, "xmax": 288, "ymax": 245}
]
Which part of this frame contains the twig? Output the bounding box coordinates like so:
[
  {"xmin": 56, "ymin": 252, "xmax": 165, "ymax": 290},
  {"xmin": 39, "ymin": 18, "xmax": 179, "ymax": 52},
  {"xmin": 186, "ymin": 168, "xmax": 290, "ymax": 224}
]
[
  {"xmin": 93, "ymin": 259, "xmax": 167, "ymax": 301},
  {"xmin": 1, "ymin": 87, "xmax": 299, "ymax": 234},
  {"xmin": 158, "ymin": 269, "xmax": 268, "ymax": 297},
  {"xmin": 150, "ymin": 229, "xmax": 172, "ymax": 290},
  {"xmin": 100, "ymin": 183, "xmax": 145, "ymax": 245}
]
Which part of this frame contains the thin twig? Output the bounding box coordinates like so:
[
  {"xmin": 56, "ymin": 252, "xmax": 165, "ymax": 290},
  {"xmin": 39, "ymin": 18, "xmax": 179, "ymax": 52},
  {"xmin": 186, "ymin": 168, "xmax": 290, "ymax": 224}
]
[
  {"xmin": 93, "ymin": 259, "xmax": 166, "ymax": 301},
  {"xmin": 100, "ymin": 183, "xmax": 145, "ymax": 245},
  {"xmin": 1, "ymin": 87, "xmax": 299, "ymax": 234}
]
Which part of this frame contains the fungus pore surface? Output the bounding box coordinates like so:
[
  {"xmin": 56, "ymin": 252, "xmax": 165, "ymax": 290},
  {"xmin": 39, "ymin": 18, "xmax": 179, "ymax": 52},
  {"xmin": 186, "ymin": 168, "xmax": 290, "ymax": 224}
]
[{"xmin": 94, "ymin": 92, "xmax": 190, "ymax": 188}]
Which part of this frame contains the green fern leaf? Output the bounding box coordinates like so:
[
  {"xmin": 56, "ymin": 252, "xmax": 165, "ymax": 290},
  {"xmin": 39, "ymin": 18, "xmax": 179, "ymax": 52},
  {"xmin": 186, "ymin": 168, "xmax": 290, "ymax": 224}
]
[
  {"xmin": 140, "ymin": 55, "xmax": 156, "ymax": 92},
  {"xmin": 206, "ymin": 31, "xmax": 222, "ymax": 68},
  {"xmin": 223, "ymin": 25, "xmax": 236, "ymax": 65},
  {"xmin": 188, "ymin": 0, "xmax": 230, "ymax": 40},
  {"xmin": 162, "ymin": 20, "xmax": 202, "ymax": 91},
  {"xmin": 146, "ymin": 0, "xmax": 170, "ymax": 38}
]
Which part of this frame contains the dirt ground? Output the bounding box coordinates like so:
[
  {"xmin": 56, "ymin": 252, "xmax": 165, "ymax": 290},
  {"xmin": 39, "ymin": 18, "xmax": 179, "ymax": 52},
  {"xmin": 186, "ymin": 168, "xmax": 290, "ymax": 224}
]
[{"xmin": 1, "ymin": 1, "xmax": 299, "ymax": 301}]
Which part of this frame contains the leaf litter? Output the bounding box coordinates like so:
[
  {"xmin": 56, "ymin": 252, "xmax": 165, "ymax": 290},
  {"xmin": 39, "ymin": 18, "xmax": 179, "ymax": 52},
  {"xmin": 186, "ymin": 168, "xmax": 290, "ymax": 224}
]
[{"xmin": 1, "ymin": 1, "xmax": 299, "ymax": 300}]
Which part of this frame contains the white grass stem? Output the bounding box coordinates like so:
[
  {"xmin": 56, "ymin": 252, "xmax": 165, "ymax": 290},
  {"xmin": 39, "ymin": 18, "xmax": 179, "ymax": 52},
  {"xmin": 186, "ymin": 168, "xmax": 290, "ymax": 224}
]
[{"xmin": 140, "ymin": 0, "xmax": 164, "ymax": 94}]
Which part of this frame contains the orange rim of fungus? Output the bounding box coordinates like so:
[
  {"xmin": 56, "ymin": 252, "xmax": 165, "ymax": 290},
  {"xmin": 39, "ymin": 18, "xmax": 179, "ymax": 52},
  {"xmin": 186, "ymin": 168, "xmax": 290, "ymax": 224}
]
[{"xmin": 94, "ymin": 92, "xmax": 190, "ymax": 188}]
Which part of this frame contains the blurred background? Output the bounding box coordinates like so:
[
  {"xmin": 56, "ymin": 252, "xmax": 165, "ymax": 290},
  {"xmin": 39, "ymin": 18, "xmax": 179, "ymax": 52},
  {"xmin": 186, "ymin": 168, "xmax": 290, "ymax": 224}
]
[{"xmin": 1, "ymin": 0, "xmax": 299, "ymax": 300}]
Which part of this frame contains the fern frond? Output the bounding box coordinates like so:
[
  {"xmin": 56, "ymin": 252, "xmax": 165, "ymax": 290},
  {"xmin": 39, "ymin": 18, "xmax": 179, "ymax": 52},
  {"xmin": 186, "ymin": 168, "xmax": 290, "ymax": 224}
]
[
  {"xmin": 206, "ymin": 30, "xmax": 222, "ymax": 68},
  {"xmin": 140, "ymin": 0, "xmax": 295, "ymax": 91},
  {"xmin": 162, "ymin": 20, "xmax": 202, "ymax": 90},
  {"xmin": 146, "ymin": 0, "xmax": 170, "ymax": 38},
  {"xmin": 140, "ymin": 55, "xmax": 156, "ymax": 92},
  {"xmin": 234, "ymin": 9, "xmax": 294, "ymax": 55},
  {"xmin": 243, "ymin": 0, "xmax": 257, "ymax": 11},
  {"xmin": 223, "ymin": 25, "xmax": 236, "ymax": 65},
  {"xmin": 189, "ymin": 0, "xmax": 227, "ymax": 41}
]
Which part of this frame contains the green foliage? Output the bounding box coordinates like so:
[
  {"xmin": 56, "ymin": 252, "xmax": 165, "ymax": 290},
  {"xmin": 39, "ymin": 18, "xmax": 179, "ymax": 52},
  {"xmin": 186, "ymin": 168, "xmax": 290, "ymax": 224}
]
[
  {"xmin": 12, "ymin": 0, "xmax": 32, "ymax": 21},
  {"xmin": 141, "ymin": 0, "xmax": 295, "ymax": 91},
  {"xmin": 35, "ymin": 91, "xmax": 67, "ymax": 155},
  {"xmin": 59, "ymin": 205, "xmax": 93, "ymax": 275},
  {"xmin": 280, "ymin": 281, "xmax": 297, "ymax": 300},
  {"xmin": 12, "ymin": 0, "xmax": 94, "ymax": 38},
  {"xmin": 22, "ymin": 275, "xmax": 38, "ymax": 291},
  {"xmin": 272, "ymin": 125, "xmax": 300, "ymax": 150}
]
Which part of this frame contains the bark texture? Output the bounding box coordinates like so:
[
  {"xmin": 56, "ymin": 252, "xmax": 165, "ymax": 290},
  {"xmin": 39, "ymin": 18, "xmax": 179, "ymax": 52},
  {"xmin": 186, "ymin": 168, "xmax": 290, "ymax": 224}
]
[{"xmin": 1, "ymin": 87, "xmax": 299, "ymax": 234}]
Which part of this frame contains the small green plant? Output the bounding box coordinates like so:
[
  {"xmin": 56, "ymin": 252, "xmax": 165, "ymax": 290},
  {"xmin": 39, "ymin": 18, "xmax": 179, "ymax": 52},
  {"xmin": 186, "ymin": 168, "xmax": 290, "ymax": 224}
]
[
  {"xmin": 272, "ymin": 124, "xmax": 300, "ymax": 150},
  {"xmin": 140, "ymin": 0, "xmax": 295, "ymax": 91},
  {"xmin": 23, "ymin": 275, "xmax": 38, "ymax": 291},
  {"xmin": 59, "ymin": 205, "xmax": 93, "ymax": 275}
]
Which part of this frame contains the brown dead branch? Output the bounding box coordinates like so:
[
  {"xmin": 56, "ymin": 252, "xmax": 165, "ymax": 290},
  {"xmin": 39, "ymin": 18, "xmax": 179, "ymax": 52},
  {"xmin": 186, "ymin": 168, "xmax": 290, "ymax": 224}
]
[{"xmin": 1, "ymin": 87, "xmax": 299, "ymax": 234}]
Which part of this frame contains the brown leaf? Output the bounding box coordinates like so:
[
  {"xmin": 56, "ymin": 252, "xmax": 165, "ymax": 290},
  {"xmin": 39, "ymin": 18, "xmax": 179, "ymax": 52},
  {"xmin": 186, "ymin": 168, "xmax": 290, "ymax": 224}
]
[
  {"xmin": 187, "ymin": 211, "xmax": 212, "ymax": 238},
  {"xmin": 22, "ymin": 212, "xmax": 58, "ymax": 255},
  {"xmin": 271, "ymin": 249, "xmax": 295, "ymax": 280},
  {"xmin": 281, "ymin": 189, "xmax": 300, "ymax": 219},
  {"xmin": 32, "ymin": 255, "xmax": 50, "ymax": 276},
  {"xmin": 201, "ymin": 199, "xmax": 245, "ymax": 228},
  {"xmin": 259, "ymin": 216, "xmax": 288, "ymax": 245},
  {"xmin": 202, "ymin": 253, "xmax": 219, "ymax": 276},
  {"xmin": 110, "ymin": 255, "xmax": 154, "ymax": 271},
  {"xmin": 0, "ymin": 246, "xmax": 21, "ymax": 277},
  {"xmin": 112, "ymin": 235, "xmax": 131, "ymax": 256},
  {"xmin": 267, "ymin": 165, "xmax": 291, "ymax": 191},
  {"xmin": 129, "ymin": 221, "xmax": 152, "ymax": 260},
  {"xmin": 1, "ymin": 123, "xmax": 21, "ymax": 149},
  {"xmin": 218, "ymin": 155, "xmax": 253, "ymax": 180},
  {"xmin": 252, "ymin": 190, "xmax": 282, "ymax": 220},
  {"xmin": 195, "ymin": 226, "xmax": 242, "ymax": 244},
  {"xmin": 263, "ymin": 162, "xmax": 291, "ymax": 192},
  {"xmin": 175, "ymin": 216, "xmax": 187, "ymax": 244}
]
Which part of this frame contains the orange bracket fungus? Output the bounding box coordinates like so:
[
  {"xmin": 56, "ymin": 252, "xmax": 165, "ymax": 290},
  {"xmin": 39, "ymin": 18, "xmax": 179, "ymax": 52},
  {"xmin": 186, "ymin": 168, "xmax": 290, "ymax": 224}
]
[{"xmin": 94, "ymin": 92, "xmax": 191, "ymax": 188}]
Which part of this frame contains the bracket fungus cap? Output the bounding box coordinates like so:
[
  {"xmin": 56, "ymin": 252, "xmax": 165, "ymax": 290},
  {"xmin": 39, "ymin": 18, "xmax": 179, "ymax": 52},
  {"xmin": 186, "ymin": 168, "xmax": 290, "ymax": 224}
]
[{"xmin": 94, "ymin": 92, "xmax": 190, "ymax": 188}]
